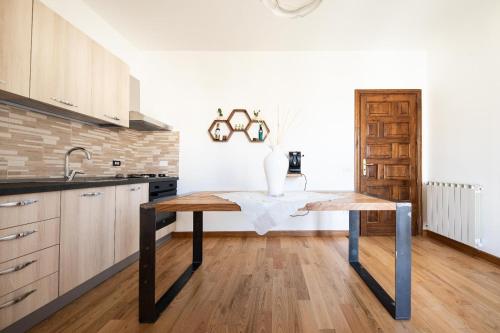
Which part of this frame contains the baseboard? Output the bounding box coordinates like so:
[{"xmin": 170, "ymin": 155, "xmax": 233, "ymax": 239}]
[
  {"xmin": 424, "ymin": 230, "xmax": 500, "ymax": 267},
  {"xmin": 3, "ymin": 233, "xmax": 172, "ymax": 333},
  {"xmin": 172, "ymin": 230, "xmax": 349, "ymax": 238}
]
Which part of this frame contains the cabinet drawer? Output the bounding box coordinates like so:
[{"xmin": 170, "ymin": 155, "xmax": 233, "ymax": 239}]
[
  {"xmin": 0, "ymin": 246, "xmax": 59, "ymax": 297},
  {"xmin": 0, "ymin": 192, "xmax": 60, "ymax": 230},
  {"xmin": 0, "ymin": 218, "xmax": 60, "ymax": 263},
  {"xmin": 0, "ymin": 272, "xmax": 58, "ymax": 331}
]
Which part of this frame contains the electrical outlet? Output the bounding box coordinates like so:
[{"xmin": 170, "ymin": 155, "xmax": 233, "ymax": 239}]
[{"xmin": 112, "ymin": 160, "xmax": 121, "ymax": 167}]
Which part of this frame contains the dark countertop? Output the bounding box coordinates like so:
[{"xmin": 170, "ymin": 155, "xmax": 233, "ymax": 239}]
[{"xmin": 0, "ymin": 176, "xmax": 178, "ymax": 196}]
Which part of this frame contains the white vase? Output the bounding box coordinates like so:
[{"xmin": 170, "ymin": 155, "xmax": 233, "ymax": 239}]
[{"xmin": 264, "ymin": 145, "xmax": 288, "ymax": 197}]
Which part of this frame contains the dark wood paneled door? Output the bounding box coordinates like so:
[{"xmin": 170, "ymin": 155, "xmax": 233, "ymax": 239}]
[{"xmin": 355, "ymin": 90, "xmax": 421, "ymax": 236}]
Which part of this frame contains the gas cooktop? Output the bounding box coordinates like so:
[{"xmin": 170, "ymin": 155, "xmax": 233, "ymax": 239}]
[{"xmin": 115, "ymin": 173, "xmax": 169, "ymax": 179}]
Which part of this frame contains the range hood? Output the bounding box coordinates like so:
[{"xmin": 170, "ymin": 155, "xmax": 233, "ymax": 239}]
[{"xmin": 128, "ymin": 76, "xmax": 172, "ymax": 131}]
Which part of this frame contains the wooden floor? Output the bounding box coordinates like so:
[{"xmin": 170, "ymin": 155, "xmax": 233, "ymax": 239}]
[{"xmin": 30, "ymin": 235, "xmax": 500, "ymax": 333}]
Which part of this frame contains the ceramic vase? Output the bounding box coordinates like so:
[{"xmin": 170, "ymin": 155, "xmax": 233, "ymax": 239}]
[{"xmin": 264, "ymin": 145, "xmax": 288, "ymax": 196}]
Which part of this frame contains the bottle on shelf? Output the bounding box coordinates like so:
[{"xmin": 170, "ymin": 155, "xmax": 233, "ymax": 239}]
[
  {"xmin": 258, "ymin": 123, "xmax": 264, "ymax": 141},
  {"xmin": 215, "ymin": 123, "xmax": 221, "ymax": 140}
]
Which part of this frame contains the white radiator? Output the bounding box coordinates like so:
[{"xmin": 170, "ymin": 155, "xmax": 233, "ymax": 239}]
[{"xmin": 424, "ymin": 182, "xmax": 482, "ymax": 248}]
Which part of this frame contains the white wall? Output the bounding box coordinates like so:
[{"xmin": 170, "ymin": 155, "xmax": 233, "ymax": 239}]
[
  {"xmin": 426, "ymin": 1, "xmax": 500, "ymax": 256},
  {"xmin": 139, "ymin": 51, "xmax": 427, "ymax": 232}
]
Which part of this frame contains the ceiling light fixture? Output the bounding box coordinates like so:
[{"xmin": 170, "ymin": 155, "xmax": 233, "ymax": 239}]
[{"xmin": 261, "ymin": 0, "xmax": 322, "ymax": 18}]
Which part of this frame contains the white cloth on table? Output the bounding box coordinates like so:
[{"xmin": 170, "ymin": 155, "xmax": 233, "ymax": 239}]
[{"xmin": 214, "ymin": 191, "xmax": 340, "ymax": 235}]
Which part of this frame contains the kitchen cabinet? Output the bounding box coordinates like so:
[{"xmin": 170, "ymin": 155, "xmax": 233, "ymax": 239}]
[
  {"xmin": 0, "ymin": 0, "xmax": 33, "ymax": 97},
  {"xmin": 0, "ymin": 273, "xmax": 58, "ymax": 331},
  {"xmin": 30, "ymin": 0, "xmax": 92, "ymax": 116},
  {"xmin": 0, "ymin": 191, "xmax": 60, "ymax": 230},
  {"xmin": 115, "ymin": 183, "xmax": 149, "ymax": 262},
  {"xmin": 59, "ymin": 186, "xmax": 115, "ymax": 295},
  {"xmin": 0, "ymin": 218, "xmax": 60, "ymax": 263},
  {"xmin": 91, "ymin": 42, "xmax": 130, "ymax": 127}
]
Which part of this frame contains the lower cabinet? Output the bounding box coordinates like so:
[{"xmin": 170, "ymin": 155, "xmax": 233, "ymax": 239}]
[
  {"xmin": 0, "ymin": 273, "xmax": 58, "ymax": 331},
  {"xmin": 59, "ymin": 186, "xmax": 115, "ymax": 295},
  {"xmin": 115, "ymin": 184, "xmax": 149, "ymax": 263}
]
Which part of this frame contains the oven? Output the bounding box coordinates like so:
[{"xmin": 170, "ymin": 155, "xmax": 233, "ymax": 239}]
[{"xmin": 149, "ymin": 179, "xmax": 177, "ymax": 229}]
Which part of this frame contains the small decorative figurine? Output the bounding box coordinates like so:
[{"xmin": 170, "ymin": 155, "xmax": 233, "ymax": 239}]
[{"xmin": 217, "ymin": 108, "xmax": 223, "ymax": 118}]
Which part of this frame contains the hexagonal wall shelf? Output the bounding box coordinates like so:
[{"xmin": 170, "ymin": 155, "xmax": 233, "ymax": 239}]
[
  {"xmin": 245, "ymin": 120, "xmax": 270, "ymax": 143},
  {"xmin": 208, "ymin": 109, "xmax": 269, "ymax": 143},
  {"xmin": 208, "ymin": 120, "xmax": 233, "ymax": 142},
  {"xmin": 227, "ymin": 109, "xmax": 251, "ymax": 132}
]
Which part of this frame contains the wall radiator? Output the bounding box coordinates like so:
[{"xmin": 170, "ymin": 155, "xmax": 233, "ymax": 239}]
[{"xmin": 424, "ymin": 182, "xmax": 482, "ymax": 248}]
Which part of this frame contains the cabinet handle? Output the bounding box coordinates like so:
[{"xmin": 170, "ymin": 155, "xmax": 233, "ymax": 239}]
[
  {"xmin": 81, "ymin": 192, "xmax": 103, "ymax": 197},
  {"xmin": 0, "ymin": 289, "xmax": 37, "ymax": 310},
  {"xmin": 50, "ymin": 97, "xmax": 78, "ymax": 108},
  {"xmin": 104, "ymin": 114, "xmax": 120, "ymax": 121},
  {"xmin": 0, "ymin": 199, "xmax": 38, "ymax": 208},
  {"xmin": 130, "ymin": 186, "xmax": 141, "ymax": 192},
  {"xmin": 0, "ymin": 230, "xmax": 37, "ymax": 242},
  {"xmin": 0, "ymin": 260, "xmax": 37, "ymax": 276}
]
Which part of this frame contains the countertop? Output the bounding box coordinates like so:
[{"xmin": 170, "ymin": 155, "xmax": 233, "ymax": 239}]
[{"xmin": 0, "ymin": 176, "xmax": 178, "ymax": 196}]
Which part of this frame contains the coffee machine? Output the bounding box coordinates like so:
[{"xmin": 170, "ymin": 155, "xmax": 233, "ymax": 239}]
[{"xmin": 288, "ymin": 151, "xmax": 303, "ymax": 174}]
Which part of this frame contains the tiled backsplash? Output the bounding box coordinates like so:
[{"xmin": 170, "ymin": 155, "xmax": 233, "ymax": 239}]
[{"xmin": 0, "ymin": 103, "xmax": 179, "ymax": 179}]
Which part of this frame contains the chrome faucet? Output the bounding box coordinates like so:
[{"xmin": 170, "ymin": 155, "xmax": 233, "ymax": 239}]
[{"xmin": 64, "ymin": 147, "xmax": 92, "ymax": 181}]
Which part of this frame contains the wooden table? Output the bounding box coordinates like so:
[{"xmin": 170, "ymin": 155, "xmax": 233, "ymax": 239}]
[{"xmin": 138, "ymin": 192, "xmax": 412, "ymax": 323}]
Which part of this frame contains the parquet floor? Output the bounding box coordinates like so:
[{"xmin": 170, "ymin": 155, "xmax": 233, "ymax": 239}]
[{"xmin": 30, "ymin": 235, "xmax": 500, "ymax": 332}]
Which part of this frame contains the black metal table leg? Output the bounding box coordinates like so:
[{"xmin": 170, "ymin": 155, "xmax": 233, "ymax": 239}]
[
  {"xmin": 193, "ymin": 211, "xmax": 203, "ymax": 268},
  {"xmin": 139, "ymin": 205, "xmax": 158, "ymax": 323},
  {"xmin": 348, "ymin": 203, "xmax": 412, "ymax": 320},
  {"xmin": 139, "ymin": 208, "xmax": 204, "ymax": 323},
  {"xmin": 349, "ymin": 211, "xmax": 360, "ymax": 263},
  {"xmin": 395, "ymin": 203, "xmax": 412, "ymax": 319}
]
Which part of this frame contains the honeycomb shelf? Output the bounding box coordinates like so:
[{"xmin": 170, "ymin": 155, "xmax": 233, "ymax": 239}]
[
  {"xmin": 208, "ymin": 109, "xmax": 270, "ymax": 143},
  {"xmin": 208, "ymin": 119, "xmax": 233, "ymax": 142}
]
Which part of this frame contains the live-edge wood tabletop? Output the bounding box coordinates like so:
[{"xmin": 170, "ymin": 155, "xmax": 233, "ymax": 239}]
[{"xmin": 145, "ymin": 191, "xmax": 397, "ymax": 213}]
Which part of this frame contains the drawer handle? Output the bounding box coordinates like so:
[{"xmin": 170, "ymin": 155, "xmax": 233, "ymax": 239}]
[
  {"xmin": 130, "ymin": 186, "xmax": 141, "ymax": 192},
  {"xmin": 50, "ymin": 97, "xmax": 77, "ymax": 108},
  {"xmin": 0, "ymin": 260, "xmax": 37, "ymax": 276},
  {"xmin": 81, "ymin": 192, "xmax": 103, "ymax": 197},
  {"xmin": 0, "ymin": 289, "xmax": 37, "ymax": 310},
  {"xmin": 0, "ymin": 199, "xmax": 39, "ymax": 208},
  {"xmin": 0, "ymin": 230, "xmax": 37, "ymax": 242},
  {"xmin": 104, "ymin": 114, "xmax": 120, "ymax": 121}
]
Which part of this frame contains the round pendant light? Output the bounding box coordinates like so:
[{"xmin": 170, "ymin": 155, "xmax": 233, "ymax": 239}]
[{"xmin": 261, "ymin": 0, "xmax": 322, "ymax": 18}]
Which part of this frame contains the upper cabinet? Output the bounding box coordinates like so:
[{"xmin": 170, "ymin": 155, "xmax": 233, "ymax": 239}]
[
  {"xmin": 30, "ymin": 0, "xmax": 93, "ymax": 115},
  {"xmin": 91, "ymin": 42, "xmax": 130, "ymax": 127},
  {"xmin": 0, "ymin": 0, "xmax": 33, "ymax": 97}
]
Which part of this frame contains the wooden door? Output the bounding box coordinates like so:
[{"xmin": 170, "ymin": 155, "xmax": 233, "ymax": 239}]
[
  {"xmin": 0, "ymin": 0, "xmax": 32, "ymax": 97},
  {"xmin": 355, "ymin": 90, "xmax": 421, "ymax": 236},
  {"xmin": 30, "ymin": 0, "xmax": 92, "ymax": 115},
  {"xmin": 115, "ymin": 183, "xmax": 148, "ymax": 263},
  {"xmin": 91, "ymin": 41, "xmax": 130, "ymax": 127},
  {"xmin": 59, "ymin": 186, "xmax": 115, "ymax": 295}
]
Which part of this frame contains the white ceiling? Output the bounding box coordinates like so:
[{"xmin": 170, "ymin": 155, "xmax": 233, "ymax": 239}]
[{"xmin": 82, "ymin": 0, "xmax": 499, "ymax": 51}]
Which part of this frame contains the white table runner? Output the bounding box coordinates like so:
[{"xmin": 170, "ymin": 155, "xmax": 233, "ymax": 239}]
[{"xmin": 214, "ymin": 191, "xmax": 340, "ymax": 235}]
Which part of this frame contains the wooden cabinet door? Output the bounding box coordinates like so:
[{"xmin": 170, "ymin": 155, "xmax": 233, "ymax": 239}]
[
  {"xmin": 91, "ymin": 42, "xmax": 130, "ymax": 127},
  {"xmin": 0, "ymin": 0, "xmax": 32, "ymax": 97},
  {"xmin": 356, "ymin": 90, "xmax": 421, "ymax": 236},
  {"xmin": 59, "ymin": 186, "xmax": 115, "ymax": 295},
  {"xmin": 30, "ymin": 0, "xmax": 92, "ymax": 115},
  {"xmin": 115, "ymin": 184, "xmax": 148, "ymax": 262}
]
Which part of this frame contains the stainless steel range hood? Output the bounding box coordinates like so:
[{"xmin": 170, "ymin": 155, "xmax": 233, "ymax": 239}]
[
  {"xmin": 129, "ymin": 111, "xmax": 173, "ymax": 131},
  {"xmin": 128, "ymin": 76, "xmax": 172, "ymax": 131}
]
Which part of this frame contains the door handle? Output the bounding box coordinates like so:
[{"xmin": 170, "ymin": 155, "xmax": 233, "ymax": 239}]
[{"xmin": 362, "ymin": 159, "xmax": 375, "ymax": 176}]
